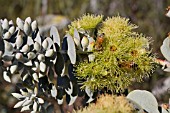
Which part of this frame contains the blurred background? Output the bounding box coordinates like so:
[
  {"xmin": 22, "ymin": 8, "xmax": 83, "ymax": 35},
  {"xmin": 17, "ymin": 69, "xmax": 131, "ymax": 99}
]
[{"xmin": 0, "ymin": 0, "xmax": 170, "ymax": 112}]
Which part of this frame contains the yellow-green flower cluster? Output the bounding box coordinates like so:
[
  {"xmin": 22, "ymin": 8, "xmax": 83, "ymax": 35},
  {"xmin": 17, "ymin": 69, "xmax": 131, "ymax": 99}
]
[
  {"xmin": 76, "ymin": 95, "xmax": 137, "ymax": 113},
  {"xmin": 68, "ymin": 14, "xmax": 103, "ymax": 35},
  {"xmin": 99, "ymin": 17, "xmax": 138, "ymax": 39},
  {"xmin": 74, "ymin": 15, "xmax": 157, "ymax": 92}
]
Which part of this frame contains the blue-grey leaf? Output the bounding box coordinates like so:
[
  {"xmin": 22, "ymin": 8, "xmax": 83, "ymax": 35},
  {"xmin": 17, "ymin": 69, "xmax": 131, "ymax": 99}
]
[
  {"xmin": 162, "ymin": 108, "xmax": 169, "ymax": 113},
  {"xmin": 9, "ymin": 20, "xmax": 14, "ymax": 25},
  {"xmin": 3, "ymin": 71, "xmax": 11, "ymax": 82},
  {"xmin": 33, "ymin": 73, "xmax": 39, "ymax": 82},
  {"xmin": 66, "ymin": 34, "xmax": 76, "ymax": 64},
  {"xmin": 20, "ymin": 104, "xmax": 31, "ymax": 112},
  {"xmin": 14, "ymin": 99, "xmax": 26, "ymax": 108},
  {"xmin": 50, "ymin": 26, "xmax": 60, "ymax": 47},
  {"xmin": 46, "ymin": 37, "xmax": 53, "ymax": 50},
  {"xmin": 48, "ymin": 67, "xmax": 54, "ymax": 82},
  {"xmin": 68, "ymin": 63, "xmax": 76, "ymax": 82},
  {"xmin": 20, "ymin": 44, "xmax": 30, "ymax": 53},
  {"xmin": 51, "ymin": 85, "xmax": 57, "ymax": 98},
  {"xmin": 25, "ymin": 17, "xmax": 32, "ymax": 25},
  {"xmin": 24, "ymin": 22, "xmax": 31, "ymax": 35},
  {"xmin": 34, "ymin": 42, "xmax": 41, "ymax": 52},
  {"xmin": 24, "ymin": 60, "xmax": 33, "ymax": 67},
  {"xmin": 4, "ymin": 32, "xmax": 11, "ymax": 39},
  {"xmin": 45, "ymin": 49, "xmax": 54, "ymax": 57},
  {"xmin": 11, "ymin": 93, "xmax": 25, "ymax": 100},
  {"xmin": 33, "ymin": 101, "xmax": 38, "ymax": 112},
  {"xmin": 34, "ymin": 32, "xmax": 41, "ymax": 45},
  {"xmin": 5, "ymin": 30, "xmax": 18, "ymax": 43},
  {"xmin": 65, "ymin": 82, "xmax": 73, "ymax": 95},
  {"xmin": 127, "ymin": 90, "xmax": 159, "ymax": 113},
  {"xmin": 74, "ymin": 29, "xmax": 80, "ymax": 41},
  {"xmin": 34, "ymin": 87, "xmax": 38, "ymax": 95},
  {"xmin": 160, "ymin": 37, "xmax": 170, "ymax": 61},
  {"xmin": 8, "ymin": 26, "xmax": 15, "ymax": 34},
  {"xmin": 16, "ymin": 17, "xmax": 24, "ymax": 30},
  {"xmin": 40, "ymin": 62, "xmax": 46, "ymax": 73},
  {"xmin": 22, "ymin": 99, "xmax": 32, "ymax": 106},
  {"xmin": 10, "ymin": 64, "xmax": 18, "ymax": 74},
  {"xmin": 27, "ymin": 52, "xmax": 36, "ymax": 60},
  {"xmin": 31, "ymin": 20, "xmax": 38, "ymax": 31},
  {"xmin": 67, "ymin": 95, "xmax": 77, "ymax": 106},
  {"xmin": 27, "ymin": 36, "xmax": 34, "ymax": 45},
  {"xmin": 55, "ymin": 52, "xmax": 64, "ymax": 75},
  {"xmin": 16, "ymin": 35, "xmax": 23, "ymax": 49},
  {"xmin": 2, "ymin": 18, "xmax": 9, "ymax": 30},
  {"xmin": 126, "ymin": 98, "xmax": 144, "ymax": 112},
  {"xmin": 31, "ymin": 111, "xmax": 36, "ymax": 113},
  {"xmin": 57, "ymin": 99, "xmax": 63, "ymax": 105},
  {"xmin": 4, "ymin": 40, "xmax": 14, "ymax": 53},
  {"xmin": 61, "ymin": 36, "xmax": 69, "ymax": 62},
  {"xmin": 74, "ymin": 29, "xmax": 82, "ymax": 51},
  {"xmin": 37, "ymin": 98, "xmax": 44, "ymax": 104},
  {"xmin": 42, "ymin": 39, "xmax": 49, "ymax": 50}
]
